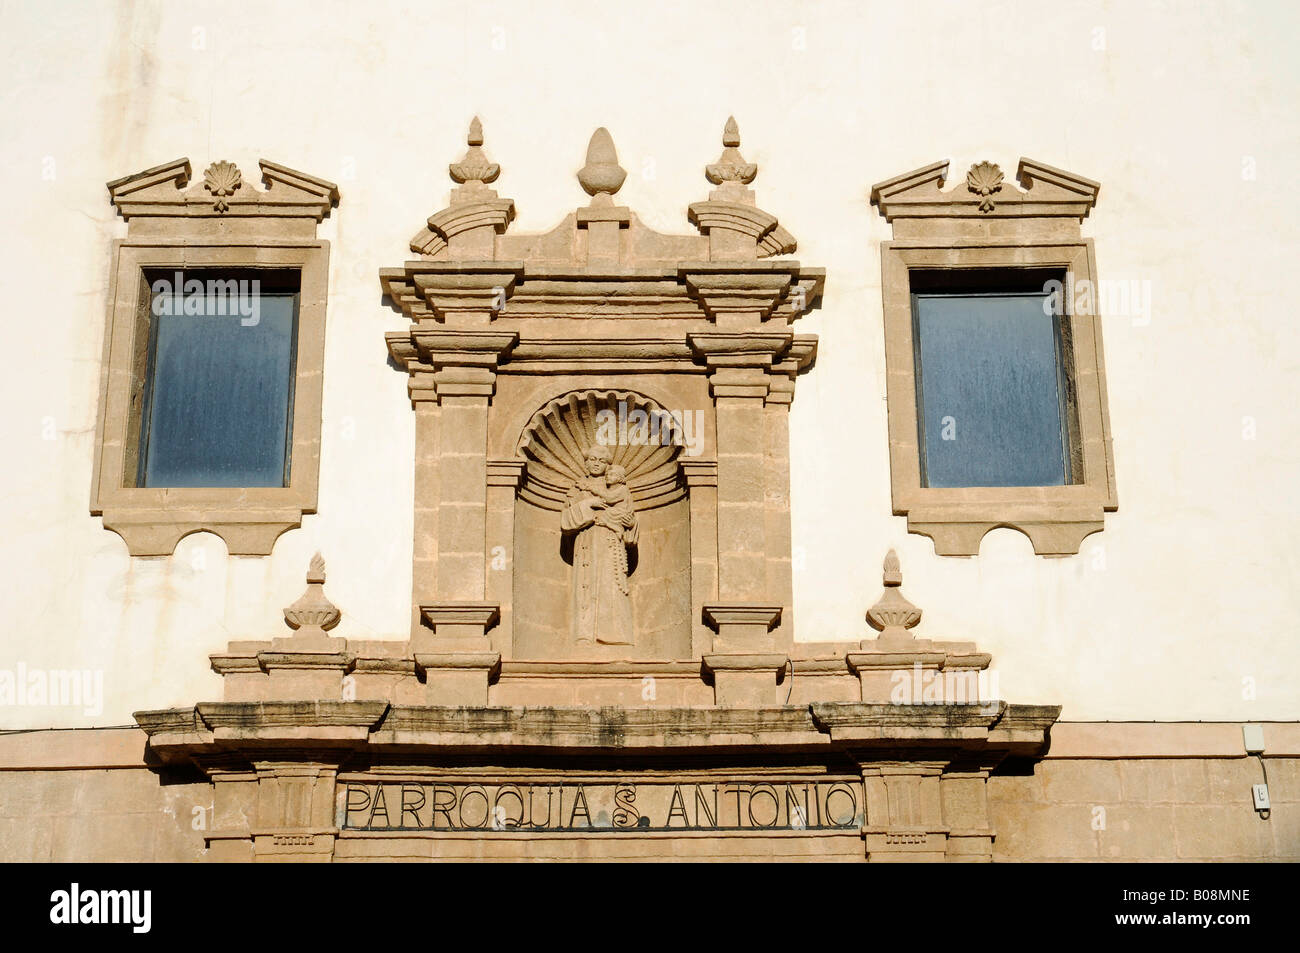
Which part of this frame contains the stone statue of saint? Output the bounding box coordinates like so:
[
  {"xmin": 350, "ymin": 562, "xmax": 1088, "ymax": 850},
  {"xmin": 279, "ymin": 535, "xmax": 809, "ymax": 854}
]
[{"xmin": 561, "ymin": 445, "xmax": 638, "ymax": 645}]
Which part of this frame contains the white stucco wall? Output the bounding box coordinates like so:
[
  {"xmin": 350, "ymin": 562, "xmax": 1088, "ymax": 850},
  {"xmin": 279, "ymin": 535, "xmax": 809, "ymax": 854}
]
[{"xmin": 1, "ymin": 0, "xmax": 1297, "ymax": 726}]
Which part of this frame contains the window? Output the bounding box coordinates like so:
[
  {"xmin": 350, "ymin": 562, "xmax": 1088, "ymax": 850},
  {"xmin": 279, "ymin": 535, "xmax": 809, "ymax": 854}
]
[
  {"xmin": 910, "ymin": 269, "xmax": 1080, "ymax": 489},
  {"xmin": 870, "ymin": 158, "xmax": 1117, "ymax": 556},
  {"xmin": 132, "ymin": 270, "xmax": 300, "ymax": 489},
  {"xmin": 92, "ymin": 158, "xmax": 338, "ymax": 555}
]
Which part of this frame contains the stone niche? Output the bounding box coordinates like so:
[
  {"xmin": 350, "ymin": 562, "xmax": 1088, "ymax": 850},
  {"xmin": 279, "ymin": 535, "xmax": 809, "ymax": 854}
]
[
  {"xmin": 380, "ymin": 117, "xmax": 824, "ymax": 683},
  {"xmin": 510, "ymin": 389, "xmax": 695, "ymax": 660}
]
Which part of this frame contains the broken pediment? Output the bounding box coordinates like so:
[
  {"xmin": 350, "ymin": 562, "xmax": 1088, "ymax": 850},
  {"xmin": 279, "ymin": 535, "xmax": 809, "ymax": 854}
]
[
  {"xmin": 869, "ymin": 157, "xmax": 1100, "ymax": 221},
  {"xmin": 107, "ymin": 157, "xmax": 339, "ymax": 221}
]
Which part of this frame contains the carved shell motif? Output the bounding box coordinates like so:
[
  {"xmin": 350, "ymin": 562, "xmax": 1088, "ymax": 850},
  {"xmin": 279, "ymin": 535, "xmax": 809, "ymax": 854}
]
[
  {"xmin": 966, "ymin": 161, "xmax": 1003, "ymax": 212},
  {"xmin": 203, "ymin": 160, "xmax": 242, "ymax": 212},
  {"xmin": 516, "ymin": 390, "xmax": 687, "ymax": 512}
]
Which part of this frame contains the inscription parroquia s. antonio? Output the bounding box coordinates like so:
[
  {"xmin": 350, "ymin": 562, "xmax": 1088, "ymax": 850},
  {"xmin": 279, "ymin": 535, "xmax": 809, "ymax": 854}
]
[{"xmin": 341, "ymin": 779, "xmax": 863, "ymax": 832}]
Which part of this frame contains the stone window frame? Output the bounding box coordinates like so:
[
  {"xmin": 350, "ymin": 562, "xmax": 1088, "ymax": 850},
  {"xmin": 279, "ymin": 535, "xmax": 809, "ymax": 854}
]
[
  {"xmin": 871, "ymin": 158, "xmax": 1118, "ymax": 557},
  {"xmin": 91, "ymin": 158, "xmax": 338, "ymax": 556}
]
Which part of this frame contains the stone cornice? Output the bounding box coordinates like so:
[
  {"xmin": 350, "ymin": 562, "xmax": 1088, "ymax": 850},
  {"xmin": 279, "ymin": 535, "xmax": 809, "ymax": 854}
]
[
  {"xmin": 381, "ymin": 262, "xmax": 823, "ymax": 323},
  {"xmin": 134, "ymin": 701, "xmax": 1060, "ymax": 764},
  {"xmin": 687, "ymin": 331, "xmax": 794, "ymax": 368}
]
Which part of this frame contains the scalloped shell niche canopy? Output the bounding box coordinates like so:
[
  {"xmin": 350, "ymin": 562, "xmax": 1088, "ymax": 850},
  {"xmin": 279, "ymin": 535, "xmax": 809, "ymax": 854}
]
[{"xmin": 516, "ymin": 391, "xmax": 688, "ymax": 511}]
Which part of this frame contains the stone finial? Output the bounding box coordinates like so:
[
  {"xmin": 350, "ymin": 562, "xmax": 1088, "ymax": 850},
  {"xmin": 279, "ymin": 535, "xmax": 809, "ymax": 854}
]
[
  {"xmin": 449, "ymin": 116, "xmax": 501, "ymax": 185},
  {"xmin": 283, "ymin": 552, "xmax": 341, "ymax": 637},
  {"xmin": 577, "ymin": 127, "xmax": 626, "ymax": 197},
  {"xmin": 866, "ymin": 549, "xmax": 921, "ymax": 639},
  {"xmin": 966, "ymin": 160, "xmax": 1003, "ymax": 212},
  {"xmin": 202, "ymin": 160, "xmax": 242, "ymax": 212},
  {"xmin": 705, "ymin": 116, "xmax": 758, "ymax": 185}
]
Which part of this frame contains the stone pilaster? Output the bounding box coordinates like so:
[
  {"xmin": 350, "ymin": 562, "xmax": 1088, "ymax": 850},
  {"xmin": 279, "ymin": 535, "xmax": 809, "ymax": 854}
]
[
  {"xmin": 681, "ymin": 460, "xmax": 719, "ymax": 658},
  {"xmin": 689, "ymin": 328, "xmax": 792, "ymax": 656},
  {"xmin": 860, "ymin": 761, "xmax": 950, "ymax": 862},
  {"xmin": 485, "ymin": 461, "xmax": 525, "ymax": 658},
  {"xmin": 249, "ymin": 762, "xmax": 340, "ymax": 863},
  {"xmin": 940, "ymin": 761, "xmax": 1000, "ymax": 862},
  {"xmin": 409, "ymin": 328, "xmax": 518, "ymax": 605}
]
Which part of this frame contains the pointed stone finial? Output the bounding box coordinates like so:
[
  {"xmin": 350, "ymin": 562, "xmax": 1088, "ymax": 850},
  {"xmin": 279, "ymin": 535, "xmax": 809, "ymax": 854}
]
[
  {"xmin": 449, "ymin": 116, "xmax": 501, "ymax": 185},
  {"xmin": 577, "ymin": 127, "xmax": 626, "ymax": 197},
  {"xmin": 284, "ymin": 552, "xmax": 341, "ymax": 636},
  {"xmin": 722, "ymin": 115, "xmax": 741, "ymax": 147},
  {"xmin": 705, "ymin": 115, "xmax": 758, "ymax": 185},
  {"xmin": 866, "ymin": 549, "xmax": 921, "ymax": 639}
]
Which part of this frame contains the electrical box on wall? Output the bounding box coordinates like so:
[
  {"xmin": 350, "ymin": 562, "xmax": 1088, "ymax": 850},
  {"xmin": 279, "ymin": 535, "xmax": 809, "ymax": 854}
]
[{"xmin": 1243, "ymin": 724, "xmax": 1266, "ymax": 754}]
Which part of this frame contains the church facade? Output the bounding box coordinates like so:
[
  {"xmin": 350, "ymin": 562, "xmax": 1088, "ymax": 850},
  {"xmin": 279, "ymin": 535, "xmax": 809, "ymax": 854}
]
[{"xmin": 1, "ymin": 1, "xmax": 1297, "ymax": 862}]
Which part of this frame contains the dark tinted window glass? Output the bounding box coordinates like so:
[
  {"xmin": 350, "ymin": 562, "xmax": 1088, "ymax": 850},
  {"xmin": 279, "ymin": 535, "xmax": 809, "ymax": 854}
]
[
  {"xmin": 138, "ymin": 273, "xmax": 299, "ymax": 487},
  {"xmin": 912, "ymin": 275, "xmax": 1072, "ymax": 488}
]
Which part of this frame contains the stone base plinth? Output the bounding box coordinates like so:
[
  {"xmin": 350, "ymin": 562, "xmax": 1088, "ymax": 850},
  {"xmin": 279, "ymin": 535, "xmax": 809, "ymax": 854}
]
[{"xmin": 702, "ymin": 653, "xmax": 788, "ymax": 707}]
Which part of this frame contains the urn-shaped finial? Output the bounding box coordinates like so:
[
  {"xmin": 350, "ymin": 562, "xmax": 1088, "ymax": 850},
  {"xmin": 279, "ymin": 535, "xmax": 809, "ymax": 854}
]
[
  {"xmin": 577, "ymin": 127, "xmax": 627, "ymax": 197},
  {"xmin": 705, "ymin": 115, "xmax": 758, "ymax": 185},
  {"xmin": 283, "ymin": 552, "xmax": 341, "ymax": 636},
  {"xmin": 449, "ymin": 116, "xmax": 501, "ymax": 185},
  {"xmin": 866, "ymin": 549, "xmax": 921, "ymax": 638}
]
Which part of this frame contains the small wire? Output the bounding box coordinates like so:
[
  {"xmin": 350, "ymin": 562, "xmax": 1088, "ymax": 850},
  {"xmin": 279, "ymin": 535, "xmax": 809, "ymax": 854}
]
[{"xmin": 0, "ymin": 724, "xmax": 137, "ymax": 735}]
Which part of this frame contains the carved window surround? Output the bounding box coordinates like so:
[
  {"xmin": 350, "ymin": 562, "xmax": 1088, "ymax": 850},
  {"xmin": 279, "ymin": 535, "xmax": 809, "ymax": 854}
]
[
  {"xmin": 870, "ymin": 158, "xmax": 1118, "ymax": 556},
  {"xmin": 92, "ymin": 158, "xmax": 339, "ymax": 555}
]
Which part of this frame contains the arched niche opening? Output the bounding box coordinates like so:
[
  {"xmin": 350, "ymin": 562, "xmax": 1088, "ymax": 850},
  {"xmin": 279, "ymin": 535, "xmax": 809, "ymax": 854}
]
[{"xmin": 511, "ymin": 390, "xmax": 693, "ymax": 660}]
